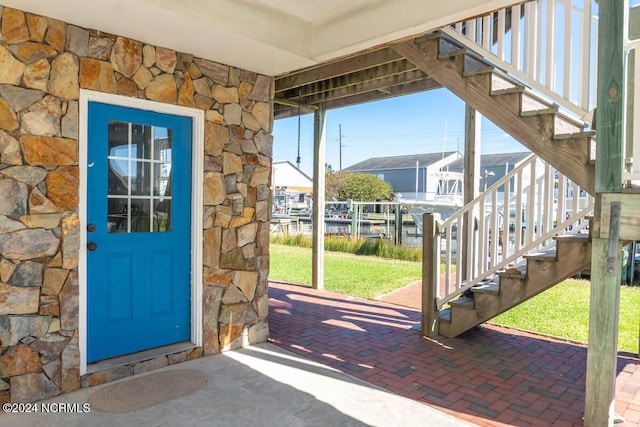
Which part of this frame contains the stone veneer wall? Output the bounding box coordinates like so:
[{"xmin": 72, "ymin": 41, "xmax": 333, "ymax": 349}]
[{"xmin": 0, "ymin": 6, "xmax": 272, "ymax": 403}]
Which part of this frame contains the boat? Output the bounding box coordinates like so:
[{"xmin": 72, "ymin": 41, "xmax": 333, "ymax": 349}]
[{"xmin": 398, "ymin": 171, "xmax": 464, "ymax": 233}]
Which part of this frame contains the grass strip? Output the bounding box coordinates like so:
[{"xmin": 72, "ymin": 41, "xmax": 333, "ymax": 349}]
[{"xmin": 269, "ymin": 243, "xmax": 421, "ymax": 299}]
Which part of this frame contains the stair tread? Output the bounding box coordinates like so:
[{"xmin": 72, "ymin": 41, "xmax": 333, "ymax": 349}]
[
  {"xmin": 554, "ymin": 110, "xmax": 588, "ymax": 128},
  {"xmin": 438, "ymin": 39, "xmax": 467, "ymax": 57},
  {"xmin": 450, "ymin": 296, "xmax": 475, "ymax": 309},
  {"xmin": 554, "ymin": 233, "xmax": 590, "ymax": 242},
  {"xmin": 439, "ymin": 308, "xmax": 451, "ymax": 323},
  {"xmin": 491, "ymin": 69, "xmax": 527, "ymax": 87},
  {"xmin": 491, "ymin": 86, "xmax": 525, "ymax": 95},
  {"xmin": 553, "ymin": 115, "xmax": 586, "ymax": 137},
  {"xmin": 520, "ymin": 91, "xmax": 559, "ymax": 115},
  {"xmin": 523, "ymin": 249, "xmax": 557, "ymax": 260},
  {"xmin": 490, "ymin": 71, "xmax": 526, "ymax": 95},
  {"xmin": 521, "ymin": 106, "xmax": 559, "ymax": 116},
  {"xmin": 462, "ymin": 55, "xmax": 494, "ymax": 76},
  {"xmin": 438, "ymin": 48, "xmax": 467, "ymax": 59},
  {"xmin": 471, "ymin": 281, "xmax": 499, "ymax": 294},
  {"xmin": 497, "ymin": 265, "xmax": 526, "ymax": 277},
  {"xmin": 554, "ymin": 130, "xmax": 596, "ymax": 140}
]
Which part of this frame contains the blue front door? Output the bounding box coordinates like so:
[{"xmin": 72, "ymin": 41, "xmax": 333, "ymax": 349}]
[{"xmin": 87, "ymin": 102, "xmax": 192, "ymax": 363}]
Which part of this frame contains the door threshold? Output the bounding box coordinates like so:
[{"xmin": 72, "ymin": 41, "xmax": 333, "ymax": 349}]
[{"xmin": 86, "ymin": 342, "xmax": 196, "ymax": 375}]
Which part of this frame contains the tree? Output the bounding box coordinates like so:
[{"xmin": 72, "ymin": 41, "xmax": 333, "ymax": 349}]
[
  {"xmin": 325, "ymin": 163, "xmax": 334, "ymax": 174},
  {"xmin": 325, "ymin": 171, "xmax": 393, "ymax": 201},
  {"xmin": 325, "ymin": 171, "xmax": 347, "ymax": 200}
]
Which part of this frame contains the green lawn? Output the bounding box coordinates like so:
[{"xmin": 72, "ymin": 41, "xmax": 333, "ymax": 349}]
[
  {"xmin": 492, "ymin": 278, "xmax": 640, "ymax": 353},
  {"xmin": 269, "ymin": 243, "xmax": 421, "ymax": 299},
  {"xmin": 269, "ymin": 244, "xmax": 640, "ymax": 353}
]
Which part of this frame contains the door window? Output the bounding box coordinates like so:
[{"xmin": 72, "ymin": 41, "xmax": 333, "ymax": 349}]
[{"xmin": 107, "ymin": 122, "xmax": 173, "ymax": 233}]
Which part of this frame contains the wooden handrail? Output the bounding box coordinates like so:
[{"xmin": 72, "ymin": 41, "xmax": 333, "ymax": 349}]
[
  {"xmin": 425, "ymin": 154, "xmax": 594, "ymax": 310},
  {"xmin": 444, "ymin": 0, "xmax": 598, "ymax": 121}
]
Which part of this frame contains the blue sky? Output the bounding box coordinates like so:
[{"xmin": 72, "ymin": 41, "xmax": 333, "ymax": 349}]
[
  {"xmin": 273, "ymin": 88, "xmax": 525, "ymax": 176},
  {"xmin": 274, "ymin": 1, "xmax": 640, "ymax": 177}
]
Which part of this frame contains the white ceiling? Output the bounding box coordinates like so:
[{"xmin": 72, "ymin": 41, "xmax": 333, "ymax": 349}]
[{"xmin": 1, "ymin": 0, "xmax": 519, "ymax": 76}]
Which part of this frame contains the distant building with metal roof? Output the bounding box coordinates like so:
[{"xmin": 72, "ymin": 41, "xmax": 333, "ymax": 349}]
[
  {"xmin": 445, "ymin": 152, "xmax": 531, "ymax": 191},
  {"xmin": 343, "ymin": 152, "xmax": 462, "ymax": 201}
]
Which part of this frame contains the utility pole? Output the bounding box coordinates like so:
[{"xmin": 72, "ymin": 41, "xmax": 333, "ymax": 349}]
[
  {"xmin": 296, "ymin": 91, "xmax": 302, "ymax": 170},
  {"xmin": 339, "ymin": 124, "xmax": 343, "ymax": 170}
]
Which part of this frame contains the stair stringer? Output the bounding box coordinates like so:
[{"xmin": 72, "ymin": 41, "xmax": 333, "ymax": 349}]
[
  {"xmin": 391, "ymin": 36, "xmax": 595, "ymax": 194},
  {"xmin": 438, "ymin": 235, "xmax": 592, "ymax": 338}
]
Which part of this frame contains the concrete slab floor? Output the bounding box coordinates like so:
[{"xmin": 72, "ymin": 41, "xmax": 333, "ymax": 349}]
[{"xmin": 1, "ymin": 343, "xmax": 474, "ymax": 427}]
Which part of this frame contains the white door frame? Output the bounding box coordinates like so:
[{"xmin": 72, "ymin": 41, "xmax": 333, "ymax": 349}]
[{"xmin": 78, "ymin": 90, "xmax": 204, "ymax": 375}]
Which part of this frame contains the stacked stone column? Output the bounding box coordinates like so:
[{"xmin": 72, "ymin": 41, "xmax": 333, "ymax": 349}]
[{"xmin": 0, "ymin": 6, "xmax": 272, "ymax": 403}]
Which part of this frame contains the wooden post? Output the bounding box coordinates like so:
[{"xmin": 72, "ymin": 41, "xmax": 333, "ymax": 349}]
[
  {"xmin": 312, "ymin": 108, "xmax": 326, "ymax": 290},
  {"xmin": 422, "ymin": 213, "xmax": 440, "ymax": 337},
  {"xmin": 585, "ymin": 1, "xmax": 627, "ymax": 425},
  {"xmin": 396, "ymin": 207, "xmax": 403, "ymax": 245},
  {"xmin": 629, "ymin": 0, "xmax": 640, "ymax": 361},
  {"xmin": 595, "ymin": 1, "xmax": 626, "ymax": 193},
  {"xmin": 394, "ymin": 206, "xmax": 401, "ymax": 245},
  {"xmin": 586, "ymin": 205, "xmax": 623, "ymax": 426},
  {"xmin": 462, "ymin": 105, "xmax": 481, "ymax": 281},
  {"xmin": 351, "ymin": 202, "xmax": 358, "ymax": 240}
]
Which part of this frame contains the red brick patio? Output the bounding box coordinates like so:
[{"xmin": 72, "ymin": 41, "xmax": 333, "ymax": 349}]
[{"xmin": 268, "ymin": 281, "xmax": 640, "ymax": 426}]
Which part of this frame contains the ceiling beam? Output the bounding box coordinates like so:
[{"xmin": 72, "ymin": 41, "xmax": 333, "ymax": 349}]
[
  {"xmin": 295, "ymin": 70, "xmax": 432, "ymax": 105},
  {"xmin": 320, "ymin": 78, "xmax": 441, "ymax": 110},
  {"xmin": 275, "ymin": 48, "xmax": 404, "ymax": 93},
  {"xmin": 273, "ymin": 104, "xmax": 318, "ymax": 119},
  {"xmin": 274, "ymin": 78, "xmax": 441, "ymax": 120},
  {"xmin": 273, "ymin": 98, "xmax": 320, "ymax": 110},
  {"xmin": 278, "ymin": 59, "xmax": 419, "ymax": 99}
]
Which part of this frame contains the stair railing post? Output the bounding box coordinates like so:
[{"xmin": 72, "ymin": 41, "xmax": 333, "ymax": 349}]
[{"xmin": 422, "ymin": 212, "xmax": 441, "ymax": 337}]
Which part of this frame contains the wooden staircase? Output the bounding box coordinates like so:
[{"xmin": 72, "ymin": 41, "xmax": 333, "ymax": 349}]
[
  {"xmin": 393, "ymin": 31, "xmax": 597, "ymax": 337},
  {"xmin": 392, "ymin": 32, "xmax": 595, "ymax": 194},
  {"xmin": 439, "ymin": 233, "xmax": 592, "ymax": 338}
]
